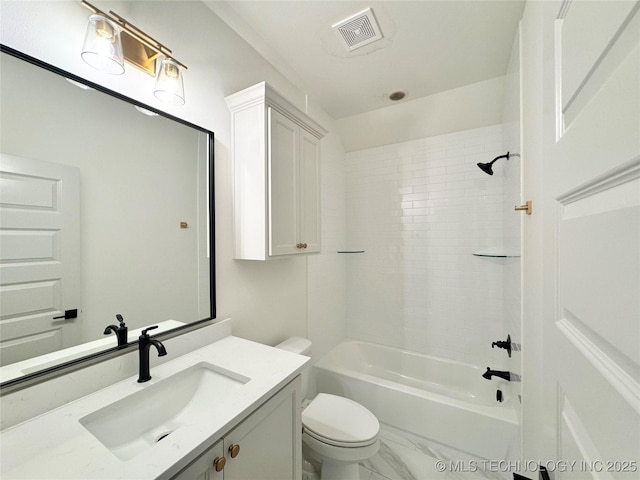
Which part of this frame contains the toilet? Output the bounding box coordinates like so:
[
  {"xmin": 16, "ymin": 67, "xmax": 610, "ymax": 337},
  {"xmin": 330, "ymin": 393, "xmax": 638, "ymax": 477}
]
[{"xmin": 276, "ymin": 337, "xmax": 380, "ymax": 480}]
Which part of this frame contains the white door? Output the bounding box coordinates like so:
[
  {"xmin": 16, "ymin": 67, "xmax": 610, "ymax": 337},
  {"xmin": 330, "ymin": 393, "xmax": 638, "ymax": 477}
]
[
  {"xmin": 0, "ymin": 154, "xmax": 81, "ymax": 365},
  {"xmin": 523, "ymin": 0, "xmax": 640, "ymax": 474},
  {"xmin": 268, "ymin": 107, "xmax": 299, "ymax": 256}
]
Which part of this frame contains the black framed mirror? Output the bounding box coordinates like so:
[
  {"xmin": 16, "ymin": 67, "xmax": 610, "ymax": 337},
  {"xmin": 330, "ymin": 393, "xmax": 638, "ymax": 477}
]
[{"xmin": 0, "ymin": 45, "xmax": 216, "ymax": 392}]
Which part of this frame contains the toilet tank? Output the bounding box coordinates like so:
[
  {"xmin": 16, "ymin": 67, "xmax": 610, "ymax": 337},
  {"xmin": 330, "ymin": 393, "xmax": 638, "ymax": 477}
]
[{"xmin": 275, "ymin": 337, "xmax": 312, "ymax": 398}]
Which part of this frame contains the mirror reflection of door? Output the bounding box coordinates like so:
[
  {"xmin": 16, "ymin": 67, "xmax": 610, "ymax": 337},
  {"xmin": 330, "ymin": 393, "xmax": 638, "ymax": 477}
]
[{"xmin": 0, "ymin": 154, "xmax": 81, "ymax": 364}]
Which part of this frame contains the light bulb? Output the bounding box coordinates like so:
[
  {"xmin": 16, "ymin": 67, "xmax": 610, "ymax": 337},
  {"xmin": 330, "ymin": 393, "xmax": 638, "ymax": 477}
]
[
  {"xmin": 81, "ymin": 15, "xmax": 124, "ymax": 75},
  {"xmin": 154, "ymin": 59, "xmax": 185, "ymax": 105}
]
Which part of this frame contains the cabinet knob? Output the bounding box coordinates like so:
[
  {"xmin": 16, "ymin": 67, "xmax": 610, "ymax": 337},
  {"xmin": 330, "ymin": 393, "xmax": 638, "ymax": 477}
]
[
  {"xmin": 296, "ymin": 243, "xmax": 302, "ymax": 249},
  {"xmin": 228, "ymin": 443, "xmax": 240, "ymax": 458},
  {"xmin": 213, "ymin": 456, "xmax": 226, "ymax": 472},
  {"xmin": 302, "ymin": 243, "xmax": 308, "ymax": 248}
]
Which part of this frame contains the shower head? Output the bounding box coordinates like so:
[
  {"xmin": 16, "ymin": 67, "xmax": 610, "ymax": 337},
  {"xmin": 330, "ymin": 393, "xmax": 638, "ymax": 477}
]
[
  {"xmin": 477, "ymin": 162, "xmax": 496, "ymax": 175},
  {"xmin": 477, "ymin": 152, "xmax": 510, "ymax": 176}
]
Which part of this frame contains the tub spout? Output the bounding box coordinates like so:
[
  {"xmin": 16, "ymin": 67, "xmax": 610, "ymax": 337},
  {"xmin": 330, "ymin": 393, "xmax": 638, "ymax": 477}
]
[{"xmin": 483, "ymin": 367, "xmax": 519, "ymax": 381}]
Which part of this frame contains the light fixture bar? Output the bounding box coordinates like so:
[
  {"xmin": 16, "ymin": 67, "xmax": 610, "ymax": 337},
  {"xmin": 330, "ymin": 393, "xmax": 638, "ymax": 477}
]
[{"xmin": 81, "ymin": 0, "xmax": 187, "ymax": 75}]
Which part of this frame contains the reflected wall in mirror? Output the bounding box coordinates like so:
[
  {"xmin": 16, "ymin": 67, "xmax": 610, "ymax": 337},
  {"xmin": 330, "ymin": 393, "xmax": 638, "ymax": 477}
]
[{"xmin": 0, "ymin": 47, "xmax": 215, "ymax": 387}]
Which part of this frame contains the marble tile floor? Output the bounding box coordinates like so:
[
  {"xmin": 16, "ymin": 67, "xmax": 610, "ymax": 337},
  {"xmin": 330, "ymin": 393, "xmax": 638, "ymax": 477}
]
[
  {"xmin": 302, "ymin": 422, "xmax": 509, "ymax": 480},
  {"xmin": 358, "ymin": 424, "xmax": 502, "ymax": 480}
]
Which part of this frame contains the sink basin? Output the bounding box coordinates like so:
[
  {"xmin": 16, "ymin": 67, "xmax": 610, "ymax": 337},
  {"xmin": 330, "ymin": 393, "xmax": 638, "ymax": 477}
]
[{"xmin": 79, "ymin": 362, "xmax": 250, "ymax": 460}]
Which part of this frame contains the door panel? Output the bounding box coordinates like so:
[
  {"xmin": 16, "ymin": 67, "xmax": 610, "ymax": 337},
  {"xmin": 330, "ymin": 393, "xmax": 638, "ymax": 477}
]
[
  {"xmin": 224, "ymin": 379, "xmax": 300, "ymax": 480},
  {"xmin": 171, "ymin": 439, "xmax": 223, "ymax": 480},
  {"xmin": 536, "ymin": 0, "xmax": 640, "ymax": 474},
  {"xmin": 560, "ymin": 0, "xmax": 638, "ymax": 118},
  {"xmin": 0, "ymin": 154, "xmax": 81, "ymax": 365},
  {"xmin": 268, "ymin": 108, "xmax": 299, "ymax": 256}
]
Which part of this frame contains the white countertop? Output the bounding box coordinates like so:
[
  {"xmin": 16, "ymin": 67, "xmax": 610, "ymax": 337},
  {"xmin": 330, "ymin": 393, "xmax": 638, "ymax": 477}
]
[
  {"xmin": 0, "ymin": 320, "xmax": 185, "ymax": 383},
  {"xmin": 0, "ymin": 335, "xmax": 309, "ymax": 479}
]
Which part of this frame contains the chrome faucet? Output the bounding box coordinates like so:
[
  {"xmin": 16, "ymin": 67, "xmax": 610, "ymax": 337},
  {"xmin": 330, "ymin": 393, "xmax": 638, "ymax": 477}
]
[
  {"xmin": 137, "ymin": 326, "xmax": 167, "ymax": 383},
  {"xmin": 103, "ymin": 314, "xmax": 128, "ymax": 347}
]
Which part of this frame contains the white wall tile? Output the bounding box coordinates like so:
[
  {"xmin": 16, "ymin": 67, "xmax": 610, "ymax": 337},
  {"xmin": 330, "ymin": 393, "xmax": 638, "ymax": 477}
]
[{"xmin": 346, "ymin": 125, "xmax": 505, "ymax": 366}]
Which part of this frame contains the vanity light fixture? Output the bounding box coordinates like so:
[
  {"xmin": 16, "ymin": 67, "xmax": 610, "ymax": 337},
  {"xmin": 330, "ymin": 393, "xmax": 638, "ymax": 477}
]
[
  {"xmin": 81, "ymin": 14, "xmax": 124, "ymax": 74},
  {"xmin": 80, "ymin": 0, "xmax": 187, "ymax": 105},
  {"xmin": 153, "ymin": 58, "xmax": 185, "ymax": 106}
]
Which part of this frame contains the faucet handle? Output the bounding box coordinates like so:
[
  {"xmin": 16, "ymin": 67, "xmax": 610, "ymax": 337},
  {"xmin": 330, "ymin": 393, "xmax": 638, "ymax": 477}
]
[
  {"xmin": 116, "ymin": 314, "xmax": 126, "ymax": 327},
  {"xmin": 141, "ymin": 325, "xmax": 159, "ymax": 338},
  {"xmin": 491, "ymin": 334, "xmax": 512, "ymax": 357}
]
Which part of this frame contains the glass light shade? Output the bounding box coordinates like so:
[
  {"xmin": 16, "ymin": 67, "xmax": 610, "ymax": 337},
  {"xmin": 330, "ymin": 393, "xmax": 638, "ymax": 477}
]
[
  {"xmin": 154, "ymin": 59, "xmax": 185, "ymax": 106},
  {"xmin": 81, "ymin": 14, "xmax": 125, "ymax": 75}
]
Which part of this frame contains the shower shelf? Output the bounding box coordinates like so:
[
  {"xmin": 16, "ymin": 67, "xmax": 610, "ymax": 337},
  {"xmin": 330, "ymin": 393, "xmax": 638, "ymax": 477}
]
[
  {"xmin": 473, "ymin": 249, "xmax": 520, "ymax": 258},
  {"xmin": 337, "ymin": 250, "xmax": 365, "ymax": 254}
]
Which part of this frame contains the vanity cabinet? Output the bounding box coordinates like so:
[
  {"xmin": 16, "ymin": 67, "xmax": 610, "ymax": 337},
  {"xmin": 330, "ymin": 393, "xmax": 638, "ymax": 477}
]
[
  {"xmin": 172, "ymin": 377, "xmax": 302, "ymax": 480},
  {"xmin": 172, "ymin": 440, "xmax": 224, "ymax": 480},
  {"xmin": 226, "ymin": 82, "xmax": 327, "ymax": 261}
]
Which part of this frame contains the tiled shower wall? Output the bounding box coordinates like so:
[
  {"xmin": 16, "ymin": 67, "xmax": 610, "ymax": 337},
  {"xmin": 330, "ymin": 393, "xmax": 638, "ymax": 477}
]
[{"xmin": 345, "ymin": 125, "xmax": 507, "ymax": 367}]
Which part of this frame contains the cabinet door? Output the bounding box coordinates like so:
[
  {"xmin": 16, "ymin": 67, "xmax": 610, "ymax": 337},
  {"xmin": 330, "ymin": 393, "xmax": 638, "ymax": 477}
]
[
  {"xmin": 223, "ymin": 377, "xmax": 301, "ymax": 480},
  {"xmin": 171, "ymin": 439, "xmax": 224, "ymax": 480},
  {"xmin": 298, "ymin": 129, "xmax": 321, "ymax": 254},
  {"xmin": 268, "ymin": 108, "xmax": 299, "ymax": 256}
]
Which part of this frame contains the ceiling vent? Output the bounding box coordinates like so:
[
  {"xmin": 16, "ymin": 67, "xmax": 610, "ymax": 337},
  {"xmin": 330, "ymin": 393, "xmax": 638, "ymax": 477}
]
[{"xmin": 332, "ymin": 8, "xmax": 383, "ymax": 52}]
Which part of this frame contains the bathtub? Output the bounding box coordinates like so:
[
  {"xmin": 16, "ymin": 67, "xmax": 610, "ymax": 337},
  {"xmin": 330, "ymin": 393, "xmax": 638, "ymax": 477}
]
[{"xmin": 313, "ymin": 340, "xmax": 519, "ymax": 461}]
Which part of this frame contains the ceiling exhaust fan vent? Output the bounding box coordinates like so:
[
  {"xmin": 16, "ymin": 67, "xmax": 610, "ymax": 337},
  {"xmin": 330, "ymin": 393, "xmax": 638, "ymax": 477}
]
[{"xmin": 332, "ymin": 8, "xmax": 383, "ymax": 51}]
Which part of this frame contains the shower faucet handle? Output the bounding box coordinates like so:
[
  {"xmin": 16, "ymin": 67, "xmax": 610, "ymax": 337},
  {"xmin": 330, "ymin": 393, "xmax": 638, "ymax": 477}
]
[{"xmin": 491, "ymin": 334, "xmax": 512, "ymax": 357}]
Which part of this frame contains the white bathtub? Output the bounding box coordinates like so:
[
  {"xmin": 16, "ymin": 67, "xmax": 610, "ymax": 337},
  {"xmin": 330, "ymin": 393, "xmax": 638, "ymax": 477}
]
[{"xmin": 314, "ymin": 340, "xmax": 519, "ymax": 461}]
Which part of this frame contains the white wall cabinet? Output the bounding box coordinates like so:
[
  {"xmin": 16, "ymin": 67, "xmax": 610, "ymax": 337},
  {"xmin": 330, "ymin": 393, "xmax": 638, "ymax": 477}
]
[
  {"xmin": 226, "ymin": 82, "xmax": 326, "ymax": 260},
  {"xmin": 172, "ymin": 377, "xmax": 301, "ymax": 480}
]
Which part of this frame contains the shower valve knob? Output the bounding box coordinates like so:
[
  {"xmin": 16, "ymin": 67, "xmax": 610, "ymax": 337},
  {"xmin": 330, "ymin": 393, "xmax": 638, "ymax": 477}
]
[{"xmin": 491, "ymin": 334, "xmax": 512, "ymax": 357}]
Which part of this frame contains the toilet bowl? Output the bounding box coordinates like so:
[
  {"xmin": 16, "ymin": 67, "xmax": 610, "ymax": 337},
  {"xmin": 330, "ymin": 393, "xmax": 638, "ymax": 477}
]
[{"xmin": 276, "ymin": 337, "xmax": 379, "ymax": 480}]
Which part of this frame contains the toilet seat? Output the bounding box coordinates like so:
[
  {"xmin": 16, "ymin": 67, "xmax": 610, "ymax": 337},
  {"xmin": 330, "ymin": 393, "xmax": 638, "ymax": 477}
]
[{"xmin": 302, "ymin": 393, "xmax": 379, "ymax": 448}]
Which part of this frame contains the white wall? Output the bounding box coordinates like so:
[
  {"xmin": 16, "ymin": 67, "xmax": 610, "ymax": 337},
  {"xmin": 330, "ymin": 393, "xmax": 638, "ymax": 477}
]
[
  {"xmin": 0, "ymin": 0, "xmax": 346, "ymax": 400},
  {"xmin": 336, "ymin": 76, "xmax": 505, "ymax": 152},
  {"xmin": 345, "ymin": 124, "xmax": 507, "ymax": 367}
]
